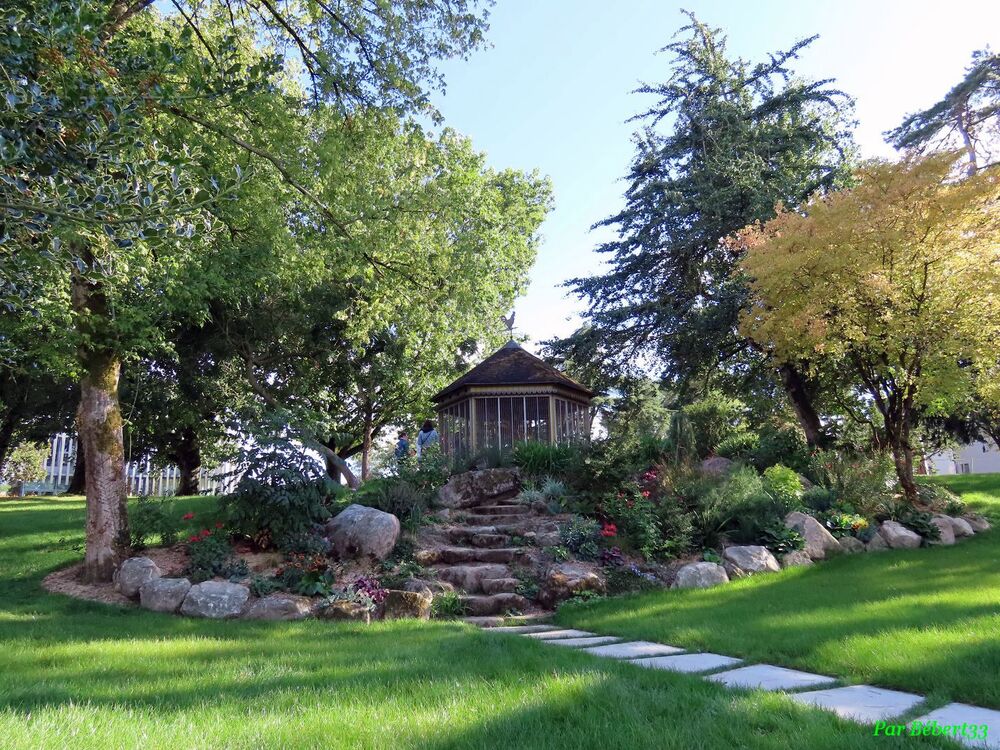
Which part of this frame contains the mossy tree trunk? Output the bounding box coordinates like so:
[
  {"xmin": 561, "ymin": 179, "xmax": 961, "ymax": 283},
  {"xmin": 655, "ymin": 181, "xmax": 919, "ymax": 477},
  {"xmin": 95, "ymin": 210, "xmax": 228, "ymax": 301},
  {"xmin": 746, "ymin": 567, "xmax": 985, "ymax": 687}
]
[
  {"xmin": 174, "ymin": 426, "xmax": 202, "ymax": 496},
  {"xmin": 71, "ymin": 247, "xmax": 129, "ymax": 582}
]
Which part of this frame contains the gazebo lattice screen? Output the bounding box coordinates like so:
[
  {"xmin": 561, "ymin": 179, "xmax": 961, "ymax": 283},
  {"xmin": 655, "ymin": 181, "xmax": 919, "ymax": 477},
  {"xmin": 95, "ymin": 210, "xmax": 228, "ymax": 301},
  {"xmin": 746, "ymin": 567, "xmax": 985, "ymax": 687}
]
[{"xmin": 433, "ymin": 341, "xmax": 593, "ymax": 456}]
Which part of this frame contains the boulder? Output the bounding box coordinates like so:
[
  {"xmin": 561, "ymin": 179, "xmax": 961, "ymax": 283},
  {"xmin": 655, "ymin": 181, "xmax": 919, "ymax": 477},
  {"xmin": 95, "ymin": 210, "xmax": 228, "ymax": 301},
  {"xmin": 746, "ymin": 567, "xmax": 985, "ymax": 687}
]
[
  {"xmin": 403, "ymin": 578, "xmax": 454, "ymax": 595},
  {"xmin": 947, "ymin": 516, "xmax": 975, "ymax": 538},
  {"xmin": 114, "ymin": 556, "xmax": 161, "ymax": 598},
  {"xmin": 700, "ymin": 456, "xmax": 734, "ymax": 478},
  {"xmin": 326, "ymin": 504, "xmax": 400, "ymax": 561},
  {"xmin": 437, "ymin": 468, "xmax": 521, "ymax": 509},
  {"xmin": 671, "ymin": 561, "xmax": 730, "ymax": 588},
  {"xmin": 380, "ymin": 589, "xmax": 432, "ymax": 620},
  {"xmin": 963, "ymin": 513, "xmax": 992, "ymax": 533},
  {"xmin": 866, "ymin": 533, "xmax": 889, "ymax": 553},
  {"xmin": 243, "ymin": 593, "xmax": 314, "ymax": 621},
  {"xmin": 779, "ymin": 550, "xmax": 814, "ymax": 568},
  {"xmin": 722, "ymin": 545, "xmax": 780, "ymax": 578},
  {"xmin": 798, "ymin": 474, "xmax": 814, "ymax": 490},
  {"xmin": 929, "ymin": 515, "xmax": 956, "ymax": 546},
  {"xmin": 139, "ymin": 577, "xmax": 191, "ymax": 613},
  {"xmin": 435, "ymin": 564, "xmax": 509, "ymax": 592},
  {"xmin": 784, "ymin": 511, "xmax": 842, "ymax": 560},
  {"xmin": 180, "ymin": 581, "xmax": 250, "ymax": 619},
  {"xmin": 878, "ymin": 520, "xmax": 922, "ymax": 550},
  {"xmin": 538, "ymin": 562, "xmax": 606, "ymax": 607},
  {"xmin": 317, "ymin": 599, "xmax": 371, "ymax": 624},
  {"xmin": 838, "ymin": 536, "xmax": 866, "ymax": 554}
]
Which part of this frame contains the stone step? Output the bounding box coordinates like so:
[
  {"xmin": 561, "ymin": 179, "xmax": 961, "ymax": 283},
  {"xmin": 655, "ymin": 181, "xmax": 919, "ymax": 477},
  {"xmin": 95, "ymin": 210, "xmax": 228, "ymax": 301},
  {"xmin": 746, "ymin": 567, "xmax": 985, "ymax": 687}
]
[
  {"xmin": 445, "ymin": 527, "xmax": 512, "ymax": 548},
  {"xmin": 472, "ymin": 504, "xmax": 530, "ymax": 516},
  {"xmin": 435, "ymin": 546, "xmax": 523, "ymax": 565},
  {"xmin": 460, "ymin": 592, "xmax": 530, "ymax": 616},
  {"xmin": 481, "ymin": 577, "xmax": 520, "ymax": 595},
  {"xmin": 462, "ymin": 513, "xmax": 538, "ymax": 526},
  {"xmin": 435, "ymin": 563, "xmax": 511, "ymax": 593}
]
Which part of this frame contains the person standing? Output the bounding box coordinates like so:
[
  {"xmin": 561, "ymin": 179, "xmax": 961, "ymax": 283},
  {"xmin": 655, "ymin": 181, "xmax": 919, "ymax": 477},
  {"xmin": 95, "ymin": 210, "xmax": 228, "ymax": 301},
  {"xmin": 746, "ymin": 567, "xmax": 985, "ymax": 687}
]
[
  {"xmin": 394, "ymin": 431, "xmax": 410, "ymax": 462},
  {"xmin": 416, "ymin": 420, "xmax": 439, "ymax": 459}
]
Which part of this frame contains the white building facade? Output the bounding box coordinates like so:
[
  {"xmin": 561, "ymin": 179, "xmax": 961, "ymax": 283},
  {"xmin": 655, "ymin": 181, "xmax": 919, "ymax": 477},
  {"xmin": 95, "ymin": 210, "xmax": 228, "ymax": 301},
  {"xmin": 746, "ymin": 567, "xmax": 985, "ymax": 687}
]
[{"xmin": 926, "ymin": 439, "xmax": 1000, "ymax": 475}]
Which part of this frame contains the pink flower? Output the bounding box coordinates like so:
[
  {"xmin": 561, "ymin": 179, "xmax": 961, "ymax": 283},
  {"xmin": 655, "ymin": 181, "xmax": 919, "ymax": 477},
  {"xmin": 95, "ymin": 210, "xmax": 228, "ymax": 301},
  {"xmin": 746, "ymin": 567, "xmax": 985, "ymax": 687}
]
[
  {"xmin": 641, "ymin": 490, "xmax": 651, "ymax": 498},
  {"xmin": 182, "ymin": 512, "xmax": 195, "ymax": 521},
  {"xmin": 601, "ymin": 523, "xmax": 618, "ymax": 538}
]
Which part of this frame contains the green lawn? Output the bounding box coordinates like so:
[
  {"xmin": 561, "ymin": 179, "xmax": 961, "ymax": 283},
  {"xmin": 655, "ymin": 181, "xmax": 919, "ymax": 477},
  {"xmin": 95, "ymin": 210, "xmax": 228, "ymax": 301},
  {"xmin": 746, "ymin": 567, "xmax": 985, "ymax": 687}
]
[
  {"xmin": 559, "ymin": 474, "xmax": 1000, "ymax": 710},
  {"xmin": 0, "ymin": 496, "xmax": 961, "ymax": 749}
]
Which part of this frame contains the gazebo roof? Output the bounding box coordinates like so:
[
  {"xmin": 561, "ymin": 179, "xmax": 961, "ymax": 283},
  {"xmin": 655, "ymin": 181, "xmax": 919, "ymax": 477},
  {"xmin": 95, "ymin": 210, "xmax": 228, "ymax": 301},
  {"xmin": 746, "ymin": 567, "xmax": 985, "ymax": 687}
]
[{"xmin": 432, "ymin": 340, "xmax": 593, "ymax": 403}]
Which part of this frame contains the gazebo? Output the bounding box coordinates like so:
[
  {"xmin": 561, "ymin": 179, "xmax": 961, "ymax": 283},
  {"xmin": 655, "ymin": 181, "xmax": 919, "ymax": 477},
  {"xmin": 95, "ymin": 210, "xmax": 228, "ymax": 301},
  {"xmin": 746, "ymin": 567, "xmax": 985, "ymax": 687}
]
[{"xmin": 431, "ymin": 340, "xmax": 594, "ymax": 456}]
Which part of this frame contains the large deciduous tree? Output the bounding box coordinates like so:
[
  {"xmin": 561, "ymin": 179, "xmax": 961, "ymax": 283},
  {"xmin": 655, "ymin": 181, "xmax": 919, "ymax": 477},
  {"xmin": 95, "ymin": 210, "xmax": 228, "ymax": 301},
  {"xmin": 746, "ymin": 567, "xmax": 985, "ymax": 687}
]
[
  {"xmin": 737, "ymin": 153, "xmax": 1000, "ymax": 502},
  {"xmin": 2, "ymin": 0, "xmax": 492, "ymax": 580},
  {"xmin": 553, "ymin": 12, "xmax": 855, "ymax": 444}
]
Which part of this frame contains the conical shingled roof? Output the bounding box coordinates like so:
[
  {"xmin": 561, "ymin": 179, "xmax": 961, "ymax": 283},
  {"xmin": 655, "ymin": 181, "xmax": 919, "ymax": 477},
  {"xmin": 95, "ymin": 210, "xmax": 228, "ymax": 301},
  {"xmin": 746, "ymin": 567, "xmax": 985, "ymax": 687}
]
[{"xmin": 432, "ymin": 340, "xmax": 593, "ymax": 403}]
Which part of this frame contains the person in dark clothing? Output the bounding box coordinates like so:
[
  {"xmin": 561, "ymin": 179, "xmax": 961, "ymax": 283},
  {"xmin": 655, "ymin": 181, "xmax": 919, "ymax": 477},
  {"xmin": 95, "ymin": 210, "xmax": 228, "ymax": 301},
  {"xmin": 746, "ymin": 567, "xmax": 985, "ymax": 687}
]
[{"xmin": 394, "ymin": 431, "xmax": 410, "ymax": 461}]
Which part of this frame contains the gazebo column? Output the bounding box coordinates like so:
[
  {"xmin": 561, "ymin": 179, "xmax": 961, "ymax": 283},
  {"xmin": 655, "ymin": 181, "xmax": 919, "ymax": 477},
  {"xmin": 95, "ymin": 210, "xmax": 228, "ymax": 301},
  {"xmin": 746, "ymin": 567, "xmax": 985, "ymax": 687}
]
[
  {"xmin": 548, "ymin": 397, "xmax": 557, "ymax": 444},
  {"xmin": 469, "ymin": 397, "xmax": 478, "ymax": 453}
]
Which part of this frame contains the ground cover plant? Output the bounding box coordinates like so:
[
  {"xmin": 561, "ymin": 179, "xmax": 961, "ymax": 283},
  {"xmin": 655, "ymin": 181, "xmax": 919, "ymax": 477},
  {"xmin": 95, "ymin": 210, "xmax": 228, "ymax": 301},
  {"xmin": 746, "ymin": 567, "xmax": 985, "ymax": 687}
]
[
  {"xmin": 557, "ymin": 475, "xmax": 1000, "ymax": 710},
  {"xmin": 0, "ymin": 493, "xmax": 963, "ymax": 749}
]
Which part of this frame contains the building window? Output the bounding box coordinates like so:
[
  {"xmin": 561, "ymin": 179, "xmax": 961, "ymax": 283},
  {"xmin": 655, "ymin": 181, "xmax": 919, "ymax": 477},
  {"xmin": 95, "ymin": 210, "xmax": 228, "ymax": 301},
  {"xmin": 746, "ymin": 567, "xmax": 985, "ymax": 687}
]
[
  {"xmin": 554, "ymin": 398, "xmax": 588, "ymax": 444},
  {"xmin": 472, "ymin": 396, "xmax": 551, "ymax": 452}
]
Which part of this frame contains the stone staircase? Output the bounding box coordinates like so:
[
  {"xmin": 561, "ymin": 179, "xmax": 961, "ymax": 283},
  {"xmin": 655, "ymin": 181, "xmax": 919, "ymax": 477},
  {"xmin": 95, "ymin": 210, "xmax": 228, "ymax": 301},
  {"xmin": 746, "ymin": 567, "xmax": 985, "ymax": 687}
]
[{"xmin": 414, "ymin": 469, "xmax": 562, "ymax": 617}]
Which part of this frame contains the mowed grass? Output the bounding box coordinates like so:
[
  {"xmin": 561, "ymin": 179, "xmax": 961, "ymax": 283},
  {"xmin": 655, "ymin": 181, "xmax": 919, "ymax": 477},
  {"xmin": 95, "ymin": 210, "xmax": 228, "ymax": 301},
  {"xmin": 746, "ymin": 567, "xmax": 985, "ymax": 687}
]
[
  {"xmin": 559, "ymin": 474, "xmax": 1000, "ymax": 710},
  {"xmin": 0, "ymin": 496, "xmax": 960, "ymax": 749}
]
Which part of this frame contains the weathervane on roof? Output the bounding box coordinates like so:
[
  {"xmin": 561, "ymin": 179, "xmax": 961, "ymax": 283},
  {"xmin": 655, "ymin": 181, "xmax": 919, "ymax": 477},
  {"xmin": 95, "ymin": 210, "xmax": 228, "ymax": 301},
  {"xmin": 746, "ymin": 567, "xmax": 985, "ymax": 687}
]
[{"xmin": 501, "ymin": 310, "xmax": 516, "ymax": 338}]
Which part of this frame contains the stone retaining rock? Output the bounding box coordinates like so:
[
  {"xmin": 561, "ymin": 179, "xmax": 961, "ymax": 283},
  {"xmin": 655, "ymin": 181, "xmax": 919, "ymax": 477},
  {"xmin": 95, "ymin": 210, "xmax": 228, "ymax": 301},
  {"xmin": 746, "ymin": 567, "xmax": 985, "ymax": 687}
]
[
  {"xmin": 326, "ymin": 504, "xmax": 400, "ymax": 561},
  {"xmin": 879, "ymin": 520, "xmax": 922, "ymax": 550},
  {"xmin": 963, "ymin": 513, "xmax": 991, "ymax": 533},
  {"xmin": 784, "ymin": 511, "xmax": 842, "ymax": 560},
  {"xmin": 779, "ymin": 551, "xmax": 814, "ymax": 568},
  {"xmin": 437, "ymin": 469, "xmax": 521, "ymax": 509},
  {"xmin": 244, "ymin": 593, "xmax": 313, "ymax": 621},
  {"xmin": 139, "ymin": 577, "xmax": 190, "ymax": 613},
  {"xmin": 317, "ymin": 600, "xmax": 371, "ymax": 623},
  {"xmin": 700, "ymin": 456, "xmax": 734, "ymax": 478},
  {"xmin": 929, "ymin": 515, "xmax": 956, "ymax": 546},
  {"xmin": 672, "ymin": 561, "xmax": 730, "ymax": 588},
  {"xmin": 947, "ymin": 516, "xmax": 975, "ymax": 538},
  {"xmin": 866, "ymin": 533, "xmax": 889, "ymax": 552},
  {"xmin": 180, "ymin": 581, "xmax": 250, "ymax": 619},
  {"xmin": 722, "ymin": 545, "xmax": 780, "ymax": 578},
  {"xmin": 838, "ymin": 536, "xmax": 866, "ymax": 554},
  {"xmin": 114, "ymin": 557, "xmax": 161, "ymax": 598},
  {"xmin": 539, "ymin": 562, "xmax": 606, "ymax": 606},
  {"xmin": 381, "ymin": 589, "xmax": 432, "ymax": 620}
]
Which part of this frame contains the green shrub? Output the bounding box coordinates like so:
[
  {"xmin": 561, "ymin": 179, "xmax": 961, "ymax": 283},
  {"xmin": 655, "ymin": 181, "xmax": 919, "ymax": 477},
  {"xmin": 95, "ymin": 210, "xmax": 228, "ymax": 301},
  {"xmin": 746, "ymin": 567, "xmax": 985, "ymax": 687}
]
[
  {"xmin": 249, "ymin": 574, "xmax": 282, "ymax": 597},
  {"xmin": 540, "ymin": 477, "xmax": 568, "ymax": 502},
  {"xmin": 716, "ymin": 432, "xmax": 759, "ymax": 460},
  {"xmin": 681, "ymin": 391, "xmax": 751, "ymax": 458},
  {"xmin": 879, "ymin": 502, "xmax": 940, "ymax": 542},
  {"xmin": 752, "ymin": 426, "xmax": 810, "ymax": 474},
  {"xmin": 600, "ymin": 488, "xmax": 664, "ymax": 559},
  {"xmin": 513, "ymin": 442, "xmax": 581, "ymax": 479},
  {"xmin": 358, "ymin": 479, "xmax": 427, "ymax": 525},
  {"xmin": 130, "ymin": 495, "xmax": 181, "ymax": 549},
  {"xmin": 186, "ymin": 531, "xmax": 249, "ymax": 583},
  {"xmin": 222, "ymin": 447, "xmax": 343, "ymax": 548},
  {"xmin": 760, "ymin": 523, "xmax": 804, "ymax": 555},
  {"xmin": 809, "ymin": 450, "xmax": 896, "ymax": 517},
  {"xmin": 559, "ymin": 517, "xmax": 601, "ymax": 560},
  {"xmin": 431, "ymin": 591, "xmax": 465, "ymax": 619},
  {"xmin": 604, "ymin": 565, "xmax": 662, "ymax": 595},
  {"xmin": 763, "ymin": 464, "xmax": 802, "ymax": 504},
  {"xmin": 802, "ymin": 486, "xmax": 837, "ymax": 513},
  {"xmin": 692, "ymin": 466, "xmax": 793, "ymax": 547},
  {"xmin": 823, "ymin": 511, "xmax": 872, "ymax": 540},
  {"xmin": 0, "ymin": 442, "xmax": 48, "ymax": 493},
  {"xmin": 275, "ymin": 528, "xmax": 330, "ymax": 556},
  {"xmin": 916, "ymin": 483, "xmax": 965, "ymax": 515}
]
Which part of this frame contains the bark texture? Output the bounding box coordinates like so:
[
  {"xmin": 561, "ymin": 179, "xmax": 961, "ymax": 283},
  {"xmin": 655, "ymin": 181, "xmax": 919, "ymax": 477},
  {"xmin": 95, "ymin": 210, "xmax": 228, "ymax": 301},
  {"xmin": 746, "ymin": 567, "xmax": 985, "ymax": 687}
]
[{"xmin": 174, "ymin": 425, "xmax": 202, "ymax": 496}]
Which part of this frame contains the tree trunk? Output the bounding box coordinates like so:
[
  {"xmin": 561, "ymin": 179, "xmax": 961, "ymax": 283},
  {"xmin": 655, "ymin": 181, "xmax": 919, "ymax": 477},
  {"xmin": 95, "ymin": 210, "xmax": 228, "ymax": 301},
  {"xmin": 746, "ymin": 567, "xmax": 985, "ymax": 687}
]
[
  {"xmin": 360, "ymin": 408, "xmax": 373, "ymax": 482},
  {"xmin": 885, "ymin": 415, "xmax": 919, "ymax": 505},
  {"xmin": 72, "ymin": 250, "xmax": 129, "ymax": 583},
  {"xmin": 175, "ymin": 426, "xmax": 201, "ymax": 496},
  {"xmin": 67, "ymin": 443, "xmax": 86, "ymax": 494},
  {"xmin": 777, "ymin": 362, "xmax": 827, "ymax": 447},
  {"xmin": 324, "ymin": 454, "xmax": 344, "ymax": 485},
  {"xmin": 0, "ymin": 416, "xmax": 15, "ymax": 475}
]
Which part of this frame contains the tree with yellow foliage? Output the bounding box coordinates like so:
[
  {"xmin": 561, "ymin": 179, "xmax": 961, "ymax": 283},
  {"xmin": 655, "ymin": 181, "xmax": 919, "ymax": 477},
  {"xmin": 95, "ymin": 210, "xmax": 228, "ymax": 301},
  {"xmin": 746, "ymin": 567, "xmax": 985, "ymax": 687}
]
[{"xmin": 736, "ymin": 152, "xmax": 1000, "ymax": 503}]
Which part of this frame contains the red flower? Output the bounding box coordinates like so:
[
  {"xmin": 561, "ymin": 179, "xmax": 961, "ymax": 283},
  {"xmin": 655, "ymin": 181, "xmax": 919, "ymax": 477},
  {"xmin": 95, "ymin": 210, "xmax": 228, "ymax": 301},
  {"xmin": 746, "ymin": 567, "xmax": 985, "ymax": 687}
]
[
  {"xmin": 215, "ymin": 521, "xmax": 224, "ymax": 529},
  {"xmin": 641, "ymin": 490, "xmax": 651, "ymax": 498},
  {"xmin": 188, "ymin": 534, "xmax": 200, "ymax": 543},
  {"xmin": 182, "ymin": 512, "xmax": 195, "ymax": 521},
  {"xmin": 200, "ymin": 529, "xmax": 211, "ymax": 538},
  {"xmin": 601, "ymin": 523, "xmax": 618, "ymax": 538}
]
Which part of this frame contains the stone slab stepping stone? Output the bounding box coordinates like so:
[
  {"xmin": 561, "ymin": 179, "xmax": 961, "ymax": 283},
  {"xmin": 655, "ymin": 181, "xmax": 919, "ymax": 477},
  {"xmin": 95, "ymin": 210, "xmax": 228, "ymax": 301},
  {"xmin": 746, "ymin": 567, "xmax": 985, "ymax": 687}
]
[
  {"xmin": 546, "ymin": 636, "xmax": 621, "ymax": 647},
  {"xmin": 708, "ymin": 664, "xmax": 835, "ymax": 691},
  {"xmin": 525, "ymin": 629, "xmax": 596, "ymax": 640},
  {"xmin": 581, "ymin": 641, "xmax": 685, "ymax": 659},
  {"xmin": 487, "ymin": 625, "xmax": 558, "ymax": 634},
  {"xmin": 790, "ymin": 685, "xmax": 923, "ymax": 723},
  {"xmin": 910, "ymin": 703, "xmax": 1000, "ymax": 749},
  {"xmin": 633, "ymin": 652, "xmax": 742, "ymax": 674}
]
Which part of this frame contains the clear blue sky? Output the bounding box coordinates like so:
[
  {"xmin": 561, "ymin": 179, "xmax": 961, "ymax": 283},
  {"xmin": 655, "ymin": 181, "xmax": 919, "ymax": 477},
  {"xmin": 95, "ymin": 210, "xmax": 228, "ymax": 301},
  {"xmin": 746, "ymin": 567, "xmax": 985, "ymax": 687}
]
[{"xmin": 430, "ymin": 0, "xmax": 1000, "ymax": 350}]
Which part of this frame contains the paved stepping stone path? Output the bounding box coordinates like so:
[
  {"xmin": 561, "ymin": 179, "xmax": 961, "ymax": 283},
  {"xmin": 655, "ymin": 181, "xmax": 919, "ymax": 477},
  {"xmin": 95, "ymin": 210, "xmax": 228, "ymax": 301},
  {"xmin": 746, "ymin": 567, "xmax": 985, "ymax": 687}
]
[
  {"xmin": 708, "ymin": 664, "xmax": 835, "ymax": 692},
  {"xmin": 581, "ymin": 641, "xmax": 686, "ymax": 659},
  {"xmin": 790, "ymin": 685, "xmax": 923, "ymax": 723},
  {"xmin": 912, "ymin": 704, "xmax": 1000, "ymax": 749},
  {"xmin": 634, "ymin": 653, "xmax": 742, "ymax": 674},
  {"xmin": 482, "ymin": 622, "xmax": 998, "ymax": 741}
]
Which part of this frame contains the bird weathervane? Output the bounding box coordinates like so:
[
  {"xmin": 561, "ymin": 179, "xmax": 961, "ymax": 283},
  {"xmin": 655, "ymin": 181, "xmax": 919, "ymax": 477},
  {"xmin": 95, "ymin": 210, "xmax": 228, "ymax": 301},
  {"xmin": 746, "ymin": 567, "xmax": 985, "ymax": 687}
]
[{"xmin": 502, "ymin": 311, "xmax": 516, "ymax": 337}]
